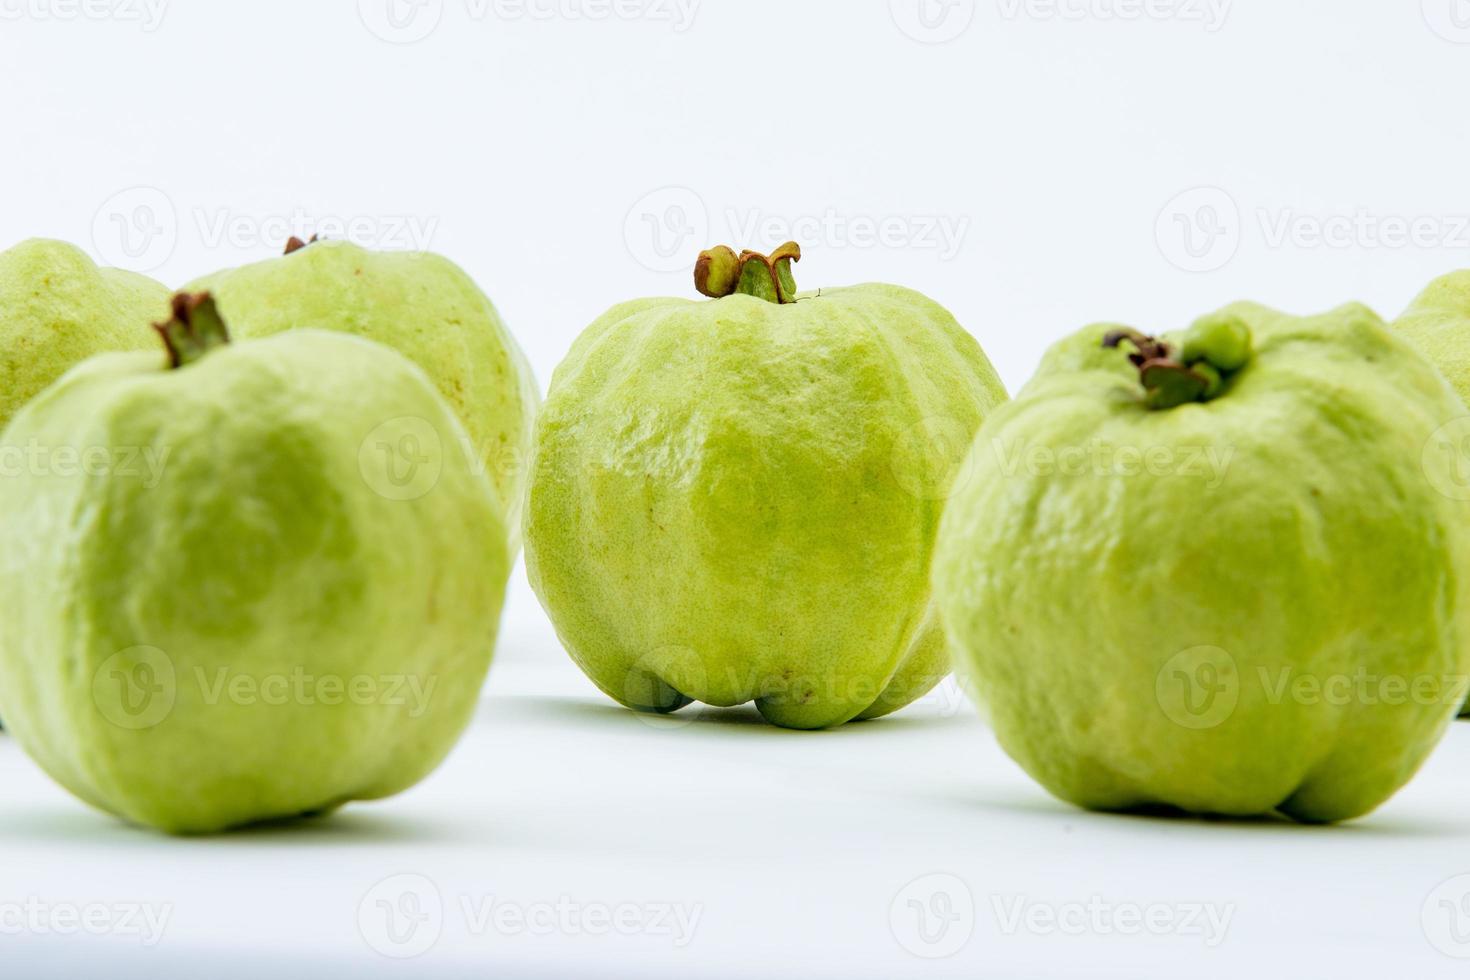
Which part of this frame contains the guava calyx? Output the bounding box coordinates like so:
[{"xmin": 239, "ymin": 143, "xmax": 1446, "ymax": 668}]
[
  {"xmin": 283, "ymin": 234, "xmax": 321, "ymax": 256},
  {"xmin": 695, "ymin": 241, "xmax": 802, "ymax": 304},
  {"xmin": 1102, "ymin": 318, "xmax": 1253, "ymax": 410},
  {"xmin": 154, "ymin": 292, "xmax": 231, "ymax": 369}
]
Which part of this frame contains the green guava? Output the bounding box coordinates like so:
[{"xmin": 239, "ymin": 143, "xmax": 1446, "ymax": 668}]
[
  {"xmin": 187, "ymin": 238, "xmax": 539, "ymax": 550},
  {"xmin": 933, "ymin": 301, "xmax": 1470, "ymax": 822},
  {"xmin": 0, "ymin": 239, "xmax": 170, "ymax": 731},
  {"xmin": 0, "ymin": 238, "xmax": 168, "ymax": 429},
  {"xmin": 0, "ymin": 294, "xmax": 509, "ymax": 834},
  {"xmin": 524, "ymin": 243, "xmax": 1008, "ymax": 729},
  {"xmin": 1397, "ymin": 270, "xmax": 1470, "ymax": 401}
]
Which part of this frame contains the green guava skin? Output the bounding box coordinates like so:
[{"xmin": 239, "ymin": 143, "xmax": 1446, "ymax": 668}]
[
  {"xmin": 0, "ymin": 238, "xmax": 168, "ymax": 428},
  {"xmin": 525, "ymin": 285, "xmax": 1008, "ymax": 729},
  {"xmin": 1397, "ymin": 271, "xmax": 1470, "ymax": 402},
  {"xmin": 0, "ymin": 330, "xmax": 509, "ymax": 834},
  {"xmin": 187, "ymin": 240, "xmax": 539, "ymax": 551},
  {"xmin": 933, "ymin": 301, "xmax": 1470, "ymax": 822}
]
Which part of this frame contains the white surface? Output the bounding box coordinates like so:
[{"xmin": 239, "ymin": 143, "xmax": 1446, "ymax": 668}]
[
  {"xmin": 6, "ymin": 0, "xmax": 1470, "ymax": 975},
  {"xmin": 5, "ymin": 617, "xmax": 1470, "ymax": 977}
]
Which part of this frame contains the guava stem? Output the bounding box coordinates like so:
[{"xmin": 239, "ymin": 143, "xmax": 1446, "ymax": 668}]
[
  {"xmin": 1102, "ymin": 330, "xmax": 1211, "ymax": 410},
  {"xmin": 154, "ymin": 292, "xmax": 231, "ymax": 369},
  {"xmin": 695, "ymin": 241, "xmax": 802, "ymax": 304}
]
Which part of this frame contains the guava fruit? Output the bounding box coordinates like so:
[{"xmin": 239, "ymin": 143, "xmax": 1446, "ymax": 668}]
[
  {"xmin": 187, "ymin": 238, "xmax": 538, "ymax": 550},
  {"xmin": 933, "ymin": 301, "xmax": 1470, "ymax": 822},
  {"xmin": 0, "ymin": 239, "xmax": 170, "ymax": 731},
  {"xmin": 524, "ymin": 243, "xmax": 1008, "ymax": 729},
  {"xmin": 0, "ymin": 237, "xmax": 168, "ymax": 428},
  {"xmin": 1397, "ymin": 270, "xmax": 1470, "ymax": 403},
  {"xmin": 0, "ymin": 294, "xmax": 509, "ymax": 834}
]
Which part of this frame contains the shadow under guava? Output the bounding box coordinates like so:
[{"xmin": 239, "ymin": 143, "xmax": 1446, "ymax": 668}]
[{"xmin": 492, "ymin": 694, "xmax": 963, "ymax": 734}]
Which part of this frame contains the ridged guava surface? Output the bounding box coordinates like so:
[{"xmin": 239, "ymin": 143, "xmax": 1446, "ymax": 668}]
[
  {"xmin": 0, "ymin": 330, "xmax": 509, "ymax": 833},
  {"xmin": 934, "ymin": 301, "xmax": 1470, "ymax": 822},
  {"xmin": 526, "ymin": 284, "xmax": 1007, "ymax": 729}
]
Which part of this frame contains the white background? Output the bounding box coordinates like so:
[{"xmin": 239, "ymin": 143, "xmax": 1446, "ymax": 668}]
[{"xmin": 5, "ymin": 0, "xmax": 1470, "ymax": 976}]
